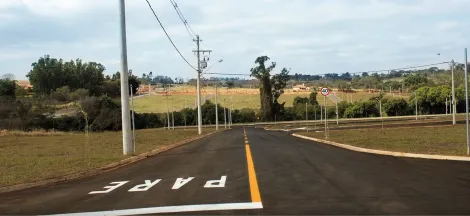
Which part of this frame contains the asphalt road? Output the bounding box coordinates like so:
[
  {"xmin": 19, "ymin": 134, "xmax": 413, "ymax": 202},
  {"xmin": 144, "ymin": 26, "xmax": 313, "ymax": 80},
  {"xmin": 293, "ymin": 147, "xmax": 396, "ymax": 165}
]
[{"xmin": 1, "ymin": 127, "xmax": 470, "ymax": 215}]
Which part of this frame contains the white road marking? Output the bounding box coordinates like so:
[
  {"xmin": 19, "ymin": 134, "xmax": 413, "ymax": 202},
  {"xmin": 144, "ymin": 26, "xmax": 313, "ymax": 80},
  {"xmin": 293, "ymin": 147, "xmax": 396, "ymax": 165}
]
[
  {"xmin": 48, "ymin": 202, "xmax": 263, "ymax": 216},
  {"xmin": 88, "ymin": 181, "xmax": 129, "ymax": 194},
  {"xmin": 204, "ymin": 175, "xmax": 227, "ymax": 188},
  {"xmin": 128, "ymin": 179, "xmax": 161, "ymax": 192}
]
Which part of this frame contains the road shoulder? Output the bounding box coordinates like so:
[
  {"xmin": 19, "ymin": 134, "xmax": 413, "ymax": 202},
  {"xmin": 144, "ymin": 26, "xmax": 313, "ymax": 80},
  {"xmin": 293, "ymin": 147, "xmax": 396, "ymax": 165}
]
[
  {"xmin": 292, "ymin": 133, "xmax": 470, "ymax": 161},
  {"xmin": 0, "ymin": 129, "xmax": 225, "ymax": 194}
]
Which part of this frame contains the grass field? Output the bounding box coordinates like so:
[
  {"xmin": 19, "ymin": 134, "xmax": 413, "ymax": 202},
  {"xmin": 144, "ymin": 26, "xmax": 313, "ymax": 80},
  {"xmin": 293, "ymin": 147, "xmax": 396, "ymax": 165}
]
[
  {"xmin": 298, "ymin": 125, "xmax": 469, "ymax": 156},
  {"xmin": 134, "ymin": 90, "xmax": 410, "ymax": 113},
  {"xmin": 0, "ymin": 128, "xmax": 213, "ymax": 187}
]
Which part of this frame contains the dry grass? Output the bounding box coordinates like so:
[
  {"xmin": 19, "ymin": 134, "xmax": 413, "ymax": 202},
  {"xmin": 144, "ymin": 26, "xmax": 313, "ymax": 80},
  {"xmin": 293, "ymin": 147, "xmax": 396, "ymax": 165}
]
[
  {"xmin": 0, "ymin": 129, "xmax": 67, "ymax": 137},
  {"xmin": 298, "ymin": 125, "xmax": 468, "ymax": 156},
  {"xmin": 0, "ymin": 128, "xmax": 214, "ymax": 187},
  {"xmin": 134, "ymin": 90, "xmax": 409, "ymax": 113}
]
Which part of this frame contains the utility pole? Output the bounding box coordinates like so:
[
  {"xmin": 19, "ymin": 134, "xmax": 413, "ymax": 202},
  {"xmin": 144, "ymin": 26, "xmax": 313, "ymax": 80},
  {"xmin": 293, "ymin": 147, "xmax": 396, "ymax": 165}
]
[
  {"xmin": 446, "ymin": 97, "xmax": 448, "ymax": 115},
  {"xmin": 148, "ymin": 71, "xmax": 153, "ymax": 96},
  {"xmin": 379, "ymin": 99, "xmax": 383, "ymax": 129},
  {"xmin": 215, "ymin": 85, "xmax": 218, "ymax": 130},
  {"xmin": 193, "ymin": 35, "xmax": 212, "ymax": 135},
  {"xmin": 228, "ymin": 108, "xmax": 231, "ymax": 129},
  {"xmin": 130, "ymin": 84, "xmax": 136, "ymax": 153},
  {"xmin": 119, "ymin": 0, "xmax": 132, "ymax": 156},
  {"xmin": 224, "ymin": 98, "xmax": 227, "ymax": 129},
  {"xmin": 415, "ymin": 92, "xmax": 418, "ymax": 120},
  {"xmin": 464, "ymin": 48, "xmax": 469, "ymax": 154},
  {"xmin": 305, "ymin": 102, "xmax": 308, "ymax": 132},
  {"xmin": 166, "ymin": 96, "xmax": 170, "ymax": 130},
  {"xmin": 336, "ymin": 101, "xmax": 339, "ymax": 125},
  {"xmin": 320, "ymin": 103, "xmax": 323, "ymax": 124},
  {"xmin": 451, "ymin": 59, "xmax": 456, "ymax": 125},
  {"xmin": 172, "ymin": 102, "xmax": 175, "ymax": 130},
  {"xmin": 314, "ymin": 105, "xmax": 317, "ymax": 129},
  {"xmin": 230, "ymin": 96, "xmax": 233, "ymax": 127}
]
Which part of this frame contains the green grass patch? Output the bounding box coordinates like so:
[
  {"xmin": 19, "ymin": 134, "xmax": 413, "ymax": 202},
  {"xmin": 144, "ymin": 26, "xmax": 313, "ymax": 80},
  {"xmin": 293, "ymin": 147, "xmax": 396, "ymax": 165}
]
[
  {"xmin": 0, "ymin": 128, "xmax": 213, "ymax": 187},
  {"xmin": 298, "ymin": 125, "xmax": 468, "ymax": 156}
]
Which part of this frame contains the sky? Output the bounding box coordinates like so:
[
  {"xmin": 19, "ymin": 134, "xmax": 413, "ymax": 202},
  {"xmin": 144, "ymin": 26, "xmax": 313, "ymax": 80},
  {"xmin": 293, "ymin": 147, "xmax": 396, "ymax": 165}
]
[{"xmin": 0, "ymin": 0, "xmax": 469, "ymax": 81}]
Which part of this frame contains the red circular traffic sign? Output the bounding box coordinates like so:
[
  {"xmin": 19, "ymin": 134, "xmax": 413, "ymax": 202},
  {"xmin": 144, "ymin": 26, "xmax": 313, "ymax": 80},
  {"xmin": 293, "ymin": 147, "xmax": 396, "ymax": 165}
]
[{"xmin": 321, "ymin": 87, "xmax": 330, "ymax": 96}]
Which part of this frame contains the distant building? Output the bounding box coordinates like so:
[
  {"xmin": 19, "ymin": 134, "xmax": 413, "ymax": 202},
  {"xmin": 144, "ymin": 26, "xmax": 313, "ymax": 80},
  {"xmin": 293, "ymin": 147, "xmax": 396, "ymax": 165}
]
[
  {"xmin": 292, "ymin": 83, "xmax": 310, "ymax": 92},
  {"xmin": 17, "ymin": 80, "xmax": 32, "ymax": 89}
]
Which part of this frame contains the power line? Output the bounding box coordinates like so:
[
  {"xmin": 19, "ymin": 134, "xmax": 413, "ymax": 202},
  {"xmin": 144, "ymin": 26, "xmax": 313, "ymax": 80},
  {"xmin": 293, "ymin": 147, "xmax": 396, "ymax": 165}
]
[
  {"xmin": 144, "ymin": 0, "xmax": 197, "ymax": 71},
  {"xmin": 169, "ymin": 0, "xmax": 196, "ymax": 40},
  {"xmin": 203, "ymin": 61, "xmax": 451, "ymax": 77}
]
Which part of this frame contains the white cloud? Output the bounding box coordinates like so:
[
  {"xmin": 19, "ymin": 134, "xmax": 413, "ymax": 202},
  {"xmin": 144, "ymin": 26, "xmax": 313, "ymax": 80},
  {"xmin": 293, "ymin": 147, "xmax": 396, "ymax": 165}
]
[
  {"xmin": 437, "ymin": 21, "xmax": 459, "ymax": 31},
  {"xmin": 1, "ymin": 0, "xmax": 470, "ymax": 79}
]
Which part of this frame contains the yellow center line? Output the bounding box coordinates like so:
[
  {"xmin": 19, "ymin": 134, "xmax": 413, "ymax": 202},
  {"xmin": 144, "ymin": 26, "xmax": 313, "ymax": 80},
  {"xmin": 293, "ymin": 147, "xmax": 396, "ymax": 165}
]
[{"xmin": 243, "ymin": 127, "xmax": 262, "ymax": 203}]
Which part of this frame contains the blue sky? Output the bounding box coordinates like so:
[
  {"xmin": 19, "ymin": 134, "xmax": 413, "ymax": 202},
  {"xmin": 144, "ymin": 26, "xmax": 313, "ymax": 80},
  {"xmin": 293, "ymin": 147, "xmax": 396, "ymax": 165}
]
[{"xmin": 0, "ymin": 0, "xmax": 469, "ymax": 81}]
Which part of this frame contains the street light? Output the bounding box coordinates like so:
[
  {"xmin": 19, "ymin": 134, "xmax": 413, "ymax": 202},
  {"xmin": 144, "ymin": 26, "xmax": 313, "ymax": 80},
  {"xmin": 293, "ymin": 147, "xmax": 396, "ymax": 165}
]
[{"xmin": 204, "ymin": 59, "xmax": 223, "ymax": 73}]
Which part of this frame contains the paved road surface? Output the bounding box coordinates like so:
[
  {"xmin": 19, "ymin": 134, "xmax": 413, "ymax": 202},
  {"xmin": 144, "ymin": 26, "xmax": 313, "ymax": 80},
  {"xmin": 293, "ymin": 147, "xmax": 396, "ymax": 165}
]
[{"xmin": 1, "ymin": 127, "xmax": 470, "ymax": 215}]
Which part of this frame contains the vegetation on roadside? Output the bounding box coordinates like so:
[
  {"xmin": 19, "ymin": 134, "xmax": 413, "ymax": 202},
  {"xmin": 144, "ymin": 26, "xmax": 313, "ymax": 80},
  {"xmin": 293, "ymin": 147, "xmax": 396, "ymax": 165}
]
[
  {"xmin": 0, "ymin": 128, "xmax": 212, "ymax": 187},
  {"xmin": 298, "ymin": 125, "xmax": 469, "ymax": 156}
]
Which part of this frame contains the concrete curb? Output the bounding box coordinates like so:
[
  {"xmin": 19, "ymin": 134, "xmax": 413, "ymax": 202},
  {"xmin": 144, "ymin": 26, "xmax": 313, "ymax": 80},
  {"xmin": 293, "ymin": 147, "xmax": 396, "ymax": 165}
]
[
  {"xmin": 0, "ymin": 130, "xmax": 225, "ymax": 194},
  {"xmin": 292, "ymin": 133, "xmax": 470, "ymax": 162}
]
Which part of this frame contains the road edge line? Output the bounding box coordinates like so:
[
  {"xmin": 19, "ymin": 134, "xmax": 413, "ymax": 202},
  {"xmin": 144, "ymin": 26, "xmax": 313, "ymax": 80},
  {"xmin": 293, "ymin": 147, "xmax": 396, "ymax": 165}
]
[
  {"xmin": 47, "ymin": 202, "xmax": 263, "ymax": 216},
  {"xmin": 292, "ymin": 133, "xmax": 470, "ymax": 162},
  {"xmin": 0, "ymin": 129, "xmax": 227, "ymax": 194}
]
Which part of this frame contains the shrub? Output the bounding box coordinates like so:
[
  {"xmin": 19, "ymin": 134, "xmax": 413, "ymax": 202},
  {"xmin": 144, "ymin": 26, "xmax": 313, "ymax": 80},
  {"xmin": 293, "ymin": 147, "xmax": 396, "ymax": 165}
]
[
  {"xmin": 70, "ymin": 88, "xmax": 89, "ymax": 101},
  {"xmin": 384, "ymin": 98, "xmax": 409, "ymax": 116},
  {"xmin": 51, "ymin": 86, "xmax": 71, "ymax": 102}
]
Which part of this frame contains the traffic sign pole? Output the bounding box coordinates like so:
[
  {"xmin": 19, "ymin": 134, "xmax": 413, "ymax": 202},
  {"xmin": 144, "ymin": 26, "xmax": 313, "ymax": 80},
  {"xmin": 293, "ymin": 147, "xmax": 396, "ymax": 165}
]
[{"xmin": 321, "ymin": 87, "xmax": 330, "ymax": 139}]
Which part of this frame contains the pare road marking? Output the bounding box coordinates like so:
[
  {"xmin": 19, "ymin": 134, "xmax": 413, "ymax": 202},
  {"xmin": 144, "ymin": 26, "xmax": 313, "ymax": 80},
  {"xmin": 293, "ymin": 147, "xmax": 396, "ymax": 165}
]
[{"xmin": 88, "ymin": 176, "xmax": 227, "ymax": 194}]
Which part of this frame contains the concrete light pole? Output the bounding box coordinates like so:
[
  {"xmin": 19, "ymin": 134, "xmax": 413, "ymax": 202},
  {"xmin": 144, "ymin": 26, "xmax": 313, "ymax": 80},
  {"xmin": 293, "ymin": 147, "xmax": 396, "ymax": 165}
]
[
  {"xmin": 130, "ymin": 84, "xmax": 136, "ymax": 153},
  {"xmin": 305, "ymin": 102, "xmax": 308, "ymax": 132},
  {"xmin": 451, "ymin": 59, "xmax": 456, "ymax": 125},
  {"xmin": 119, "ymin": 0, "xmax": 132, "ymax": 155},
  {"xmin": 215, "ymin": 85, "xmax": 218, "ymax": 130},
  {"xmin": 224, "ymin": 98, "xmax": 227, "ymax": 129},
  {"xmin": 464, "ymin": 48, "xmax": 469, "ymax": 154}
]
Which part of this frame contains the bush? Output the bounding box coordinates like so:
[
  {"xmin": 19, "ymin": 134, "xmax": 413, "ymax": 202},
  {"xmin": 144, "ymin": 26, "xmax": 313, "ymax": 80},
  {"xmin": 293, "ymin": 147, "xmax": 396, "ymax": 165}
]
[
  {"xmin": 78, "ymin": 96, "xmax": 121, "ymax": 131},
  {"xmin": 384, "ymin": 98, "xmax": 409, "ymax": 116},
  {"xmin": 70, "ymin": 88, "xmax": 89, "ymax": 101},
  {"xmin": 238, "ymin": 108, "xmax": 257, "ymax": 123},
  {"xmin": 53, "ymin": 116, "xmax": 82, "ymax": 131},
  {"xmin": 51, "ymin": 86, "xmax": 71, "ymax": 102},
  {"xmin": 344, "ymin": 101, "xmax": 380, "ymax": 118},
  {"xmin": 134, "ymin": 113, "xmax": 162, "ymax": 129}
]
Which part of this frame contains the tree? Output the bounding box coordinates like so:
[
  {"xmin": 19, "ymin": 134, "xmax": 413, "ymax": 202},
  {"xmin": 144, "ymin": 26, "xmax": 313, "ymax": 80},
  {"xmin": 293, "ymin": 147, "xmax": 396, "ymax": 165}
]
[
  {"xmin": 404, "ymin": 74, "xmax": 431, "ymax": 90},
  {"xmin": 271, "ymin": 67, "xmax": 290, "ymax": 117},
  {"xmin": 383, "ymin": 98, "xmax": 409, "ymax": 116},
  {"xmin": 308, "ymin": 91, "xmax": 319, "ymax": 106},
  {"xmin": 250, "ymin": 56, "xmax": 276, "ymax": 121},
  {"xmin": 344, "ymin": 101, "xmax": 379, "ymax": 118},
  {"xmin": 128, "ymin": 75, "xmax": 140, "ymax": 95},
  {"xmin": 112, "ymin": 72, "xmax": 120, "ymax": 80},
  {"xmin": 226, "ymin": 80, "xmax": 235, "ymax": 88},
  {"xmin": 0, "ymin": 75, "xmax": 16, "ymax": 98},
  {"xmin": 27, "ymin": 55, "xmax": 64, "ymax": 94},
  {"xmin": 293, "ymin": 96, "xmax": 309, "ymax": 107},
  {"xmin": 27, "ymin": 55, "xmax": 105, "ymax": 95}
]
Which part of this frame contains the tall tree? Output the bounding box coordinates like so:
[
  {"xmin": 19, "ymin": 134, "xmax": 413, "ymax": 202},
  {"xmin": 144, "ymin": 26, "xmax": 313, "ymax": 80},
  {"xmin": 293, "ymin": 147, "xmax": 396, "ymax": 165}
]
[
  {"xmin": 27, "ymin": 55, "xmax": 65, "ymax": 94},
  {"xmin": 250, "ymin": 56, "xmax": 289, "ymax": 121},
  {"xmin": 250, "ymin": 56, "xmax": 276, "ymax": 121}
]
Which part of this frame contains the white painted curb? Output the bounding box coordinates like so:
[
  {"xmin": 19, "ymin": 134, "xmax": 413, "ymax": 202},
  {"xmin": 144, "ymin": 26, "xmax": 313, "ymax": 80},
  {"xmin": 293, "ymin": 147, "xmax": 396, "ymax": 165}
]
[{"xmin": 292, "ymin": 133, "xmax": 470, "ymax": 162}]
